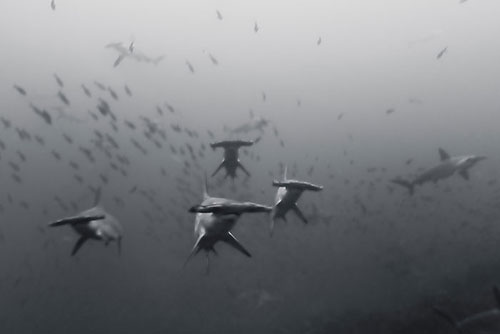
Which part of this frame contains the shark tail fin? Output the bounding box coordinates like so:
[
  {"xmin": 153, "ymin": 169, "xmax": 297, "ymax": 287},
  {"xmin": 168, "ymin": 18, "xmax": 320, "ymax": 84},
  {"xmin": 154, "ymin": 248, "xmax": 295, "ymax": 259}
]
[
  {"xmin": 433, "ymin": 307, "xmax": 460, "ymax": 332},
  {"xmin": 438, "ymin": 147, "xmax": 450, "ymax": 161},
  {"xmin": 391, "ymin": 179, "xmax": 414, "ymax": 196}
]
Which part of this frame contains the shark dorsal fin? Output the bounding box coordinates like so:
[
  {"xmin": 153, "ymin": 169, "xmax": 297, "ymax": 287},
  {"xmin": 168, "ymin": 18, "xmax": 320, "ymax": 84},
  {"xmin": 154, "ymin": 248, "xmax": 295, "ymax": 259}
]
[
  {"xmin": 283, "ymin": 165, "xmax": 288, "ymax": 181},
  {"xmin": 203, "ymin": 172, "xmax": 209, "ymax": 200},
  {"xmin": 438, "ymin": 148, "xmax": 450, "ymax": 161}
]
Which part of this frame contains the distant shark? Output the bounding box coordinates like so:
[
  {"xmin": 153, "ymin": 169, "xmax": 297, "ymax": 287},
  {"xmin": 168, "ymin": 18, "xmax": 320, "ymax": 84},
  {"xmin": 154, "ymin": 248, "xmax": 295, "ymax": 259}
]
[
  {"xmin": 186, "ymin": 176, "xmax": 271, "ymax": 273},
  {"xmin": 210, "ymin": 140, "xmax": 254, "ymax": 179},
  {"xmin": 49, "ymin": 188, "xmax": 123, "ymax": 256},
  {"xmin": 391, "ymin": 148, "xmax": 485, "ymax": 195},
  {"xmin": 434, "ymin": 286, "xmax": 500, "ymax": 333},
  {"xmin": 270, "ymin": 167, "xmax": 323, "ymax": 235},
  {"xmin": 225, "ymin": 115, "xmax": 270, "ymax": 135},
  {"xmin": 105, "ymin": 42, "xmax": 165, "ymax": 68}
]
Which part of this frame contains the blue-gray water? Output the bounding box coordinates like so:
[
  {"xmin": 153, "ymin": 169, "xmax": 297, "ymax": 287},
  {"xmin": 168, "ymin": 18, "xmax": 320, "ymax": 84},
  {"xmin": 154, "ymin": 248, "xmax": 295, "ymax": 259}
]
[{"xmin": 1, "ymin": 1, "xmax": 500, "ymax": 333}]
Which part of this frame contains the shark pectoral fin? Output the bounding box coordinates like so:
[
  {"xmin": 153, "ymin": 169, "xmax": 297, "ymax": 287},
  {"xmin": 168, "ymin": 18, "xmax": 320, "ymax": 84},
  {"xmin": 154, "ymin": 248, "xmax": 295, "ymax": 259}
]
[
  {"xmin": 211, "ymin": 160, "xmax": 225, "ymax": 177},
  {"xmin": 237, "ymin": 161, "xmax": 251, "ymax": 177},
  {"xmin": 49, "ymin": 215, "xmax": 105, "ymax": 227},
  {"xmin": 71, "ymin": 236, "xmax": 89, "ymax": 256},
  {"xmin": 184, "ymin": 234, "xmax": 206, "ymax": 268},
  {"xmin": 438, "ymin": 148, "xmax": 450, "ymax": 161},
  {"xmin": 291, "ymin": 204, "xmax": 308, "ymax": 224},
  {"xmin": 459, "ymin": 169, "xmax": 469, "ymax": 180},
  {"xmin": 221, "ymin": 232, "xmax": 251, "ymax": 257}
]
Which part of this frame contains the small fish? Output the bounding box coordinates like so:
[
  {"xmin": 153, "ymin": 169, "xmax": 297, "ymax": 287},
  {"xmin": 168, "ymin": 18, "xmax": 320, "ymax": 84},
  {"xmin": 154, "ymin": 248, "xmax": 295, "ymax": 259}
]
[
  {"xmin": 216, "ymin": 10, "xmax": 223, "ymax": 20},
  {"xmin": 50, "ymin": 0, "xmax": 55, "ymax": 10},
  {"xmin": 108, "ymin": 87, "xmax": 118, "ymax": 100},
  {"xmin": 186, "ymin": 60, "xmax": 195, "ymax": 73},
  {"xmin": 437, "ymin": 47, "xmax": 448, "ymax": 59},
  {"xmin": 54, "ymin": 73, "xmax": 64, "ymax": 87},
  {"xmin": 57, "ymin": 91, "xmax": 70, "ymax": 106},
  {"xmin": 254, "ymin": 21, "xmax": 259, "ymax": 33},
  {"xmin": 386, "ymin": 108, "xmax": 395, "ymax": 115},
  {"xmin": 81, "ymin": 84, "xmax": 92, "ymax": 97},
  {"xmin": 13, "ymin": 85, "xmax": 27, "ymax": 96},
  {"xmin": 317, "ymin": 37, "xmax": 322, "ymax": 45},
  {"xmin": 124, "ymin": 85, "xmax": 132, "ymax": 96}
]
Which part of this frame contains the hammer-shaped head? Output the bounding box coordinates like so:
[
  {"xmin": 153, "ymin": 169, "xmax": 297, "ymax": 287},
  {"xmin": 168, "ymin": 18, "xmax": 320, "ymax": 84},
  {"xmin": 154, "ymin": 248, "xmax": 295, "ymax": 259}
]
[
  {"xmin": 272, "ymin": 180, "xmax": 323, "ymax": 191},
  {"xmin": 189, "ymin": 201, "xmax": 272, "ymax": 214}
]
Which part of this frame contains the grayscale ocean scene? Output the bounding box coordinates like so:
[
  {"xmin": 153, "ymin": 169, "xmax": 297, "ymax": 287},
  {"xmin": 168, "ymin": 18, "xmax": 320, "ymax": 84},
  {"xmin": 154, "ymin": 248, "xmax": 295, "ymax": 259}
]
[{"xmin": 1, "ymin": 1, "xmax": 500, "ymax": 333}]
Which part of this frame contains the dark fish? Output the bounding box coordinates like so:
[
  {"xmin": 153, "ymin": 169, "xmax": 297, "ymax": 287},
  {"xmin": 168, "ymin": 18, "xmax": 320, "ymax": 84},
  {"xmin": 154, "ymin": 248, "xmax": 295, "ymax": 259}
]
[
  {"xmin": 1, "ymin": 117, "xmax": 11, "ymax": 129},
  {"xmin": 437, "ymin": 47, "xmax": 448, "ymax": 59},
  {"xmin": 30, "ymin": 104, "xmax": 52, "ymax": 125},
  {"xmin": 57, "ymin": 91, "xmax": 70, "ymax": 106},
  {"xmin": 62, "ymin": 133, "xmax": 73, "ymax": 144},
  {"xmin": 386, "ymin": 108, "xmax": 395, "ymax": 115},
  {"xmin": 13, "ymin": 85, "xmax": 27, "ymax": 96},
  {"xmin": 208, "ymin": 53, "xmax": 218, "ymax": 65},
  {"xmin": 51, "ymin": 150, "xmax": 61, "ymax": 161},
  {"xmin": 94, "ymin": 81, "xmax": 107, "ymax": 90},
  {"xmin": 124, "ymin": 85, "xmax": 132, "ymax": 96},
  {"xmin": 186, "ymin": 60, "xmax": 195, "ymax": 73},
  {"xmin": 108, "ymin": 87, "xmax": 118, "ymax": 100},
  {"xmin": 81, "ymin": 84, "xmax": 92, "ymax": 97},
  {"xmin": 165, "ymin": 103, "xmax": 175, "ymax": 113},
  {"xmin": 254, "ymin": 21, "xmax": 259, "ymax": 33},
  {"xmin": 216, "ymin": 10, "xmax": 223, "ymax": 20},
  {"xmin": 317, "ymin": 37, "xmax": 322, "ymax": 45},
  {"xmin": 54, "ymin": 73, "xmax": 64, "ymax": 87},
  {"xmin": 50, "ymin": 0, "xmax": 55, "ymax": 10},
  {"xmin": 337, "ymin": 113, "xmax": 344, "ymax": 120}
]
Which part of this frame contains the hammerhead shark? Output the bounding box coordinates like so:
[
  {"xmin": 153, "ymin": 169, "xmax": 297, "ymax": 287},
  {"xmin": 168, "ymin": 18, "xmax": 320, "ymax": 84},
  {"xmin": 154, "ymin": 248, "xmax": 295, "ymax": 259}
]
[
  {"xmin": 391, "ymin": 148, "xmax": 485, "ymax": 195},
  {"xmin": 49, "ymin": 188, "xmax": 123, "ymax": 256},
  {"xmin": 186, "ymin": 176, "xmax": 271, "ymax": 273},
  {"xmin": 105, "ymin": 42, "xmax": 165, "ymax": 68},
  {"xmin": 210, "ymin": 140, "xmax": 254, "ymax": 179},
  {"xmin": 270, "ymin": 167, "xmax": 323, "ymax": 235}
]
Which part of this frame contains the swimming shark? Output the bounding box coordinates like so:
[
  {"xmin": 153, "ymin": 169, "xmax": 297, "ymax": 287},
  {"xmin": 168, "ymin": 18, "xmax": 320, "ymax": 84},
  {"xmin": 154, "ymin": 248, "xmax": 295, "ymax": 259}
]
[
  {"xmin": 48, "ymin": 188, "xmax": 123, "ymax": 256},
  {"xmin": 210, "ymin": 140, "xmax": 254, "ymax": 179},
  {"xmin": 105, "ymin": 42, "xmax": 165, "ymax": 68},
  {"xmin": 391, "ymin": 148, "xmax": 486, "ymax": 195},
  {"xmin": 270, "ymin": 167, "xmax": 323, "ymax": 235},
  {"xmin": 186, "ymin": 176, "xmax": 272, "ymax": 273},
  {"xmin": 434, "ymin": 286, "xmax": 500, "ymax": 333},
  {"xmin": 225, "ymin": 115, "xmax": 270, "ymax": 135}
]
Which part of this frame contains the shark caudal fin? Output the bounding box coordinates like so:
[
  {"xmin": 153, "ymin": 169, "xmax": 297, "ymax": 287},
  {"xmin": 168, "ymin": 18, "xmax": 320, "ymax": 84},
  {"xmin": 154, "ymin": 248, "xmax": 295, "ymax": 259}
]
[
  {"xmin": 221, "ymin": 232, "xmax": 251, "ymax": 257},
  {"xmin": 433, "ymin": 307, "xmax": 461, "ymax": 332},
  {"xmin": 49, "ymin": 215, "xmax": 105, "ymax": 227},
  {"xmin": 391, "ymin": 179, "xmax": 415, "ymax": 196},
  {"xmin": 438, "ymin": 147, "xmax": 451, "ymax": 161},
  {"xmin": 72, "ymin": 236, "xmax": 89, "ymax": 256}
]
